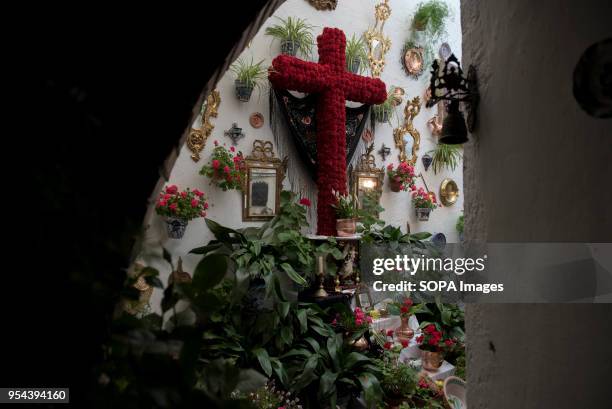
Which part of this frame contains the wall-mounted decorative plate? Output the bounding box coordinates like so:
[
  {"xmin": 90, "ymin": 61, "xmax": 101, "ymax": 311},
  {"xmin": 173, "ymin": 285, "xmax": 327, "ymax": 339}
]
[
  {"xmin": 439, "ymin": 178, "xmax": 459, "ymax": 206},
  {"xmin": 402, "ymin": 42, "xmax": 425, "ymax": 79},
  {"xmin": 249, "ymin": 112, "xmax": 264, "ymax": 128}
]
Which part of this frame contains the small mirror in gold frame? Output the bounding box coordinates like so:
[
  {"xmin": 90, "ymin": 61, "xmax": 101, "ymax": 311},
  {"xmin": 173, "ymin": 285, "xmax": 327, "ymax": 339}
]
[
  {"xmin": 242, "ymin": 140, "xmax": 287, "ymax": 221},
  {"xmin": 352, "ymin": 144, "xmax": 384, "ymax": 209},
  {"xmin": 393, "ymin": 96, "xmax": 421, "ymax": 165}
]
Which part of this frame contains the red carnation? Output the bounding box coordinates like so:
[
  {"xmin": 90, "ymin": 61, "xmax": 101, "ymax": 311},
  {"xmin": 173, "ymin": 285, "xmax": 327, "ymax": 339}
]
[
  {"xmin": 384, "ymin": 342, "xmax": 392, "ymax": 350},
  {"xmin": 400, "ymin": 306, "xmax": 409, "ymax": 314},
  {"xmin": 166, "ymin": 185, "xmax": 178, "ymax": 194},
  {"xmin": 299, "ymin": 197, "xmax": 311, "ymax": 207},
  {"xmin": 386, "ymin": 329, "xmax": 394, "ymax": 337},
  {"xmin": 400, "ymin": 340, "xmax": 409, "ymax": 348}
]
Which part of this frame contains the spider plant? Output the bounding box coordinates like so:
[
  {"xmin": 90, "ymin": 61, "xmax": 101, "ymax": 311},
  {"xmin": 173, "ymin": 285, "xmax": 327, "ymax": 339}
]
[
  {"xmin": 412, "ymin": 0, "xmax": 450, "ymax": 40},
  {"xmin": 345, "ymin": 34, "xmax": 368, "ymax": 74},
  {"xmin": 230, "ymin": 57, "xmax": 267, "ymax": 102},
  {"xmin": 428, "ymin": 143, "xmax": 462, "ymax": 174},
  {"xmin": 265, "ymin": 16, "xmax": 314, "ymax": 57},
  {"xmin": 372, "ymin": 86, "xmax": 399, "ymax": 123}
]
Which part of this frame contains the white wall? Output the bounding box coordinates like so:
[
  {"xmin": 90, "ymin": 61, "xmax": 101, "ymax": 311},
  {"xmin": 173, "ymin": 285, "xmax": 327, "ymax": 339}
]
[{"xmin": 139, "ymin": 0, "xmax": 463, "ymax": 299}]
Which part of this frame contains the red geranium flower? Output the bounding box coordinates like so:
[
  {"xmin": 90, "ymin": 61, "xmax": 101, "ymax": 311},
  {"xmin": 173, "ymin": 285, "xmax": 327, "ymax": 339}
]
[
  {"xmin": 400, "ymin": 340, "xmax": 409, "ymax": 348},
  {"xmin": 383, "ymin": 342, "xmax": 392, "ymax": 350},
  {"xmin": 299, "ymin": 197, "xmax": 311, "ymax": 207},
  {"xmin": 386, "ymin": 329, "xmax": 394, "ymax": 337}
]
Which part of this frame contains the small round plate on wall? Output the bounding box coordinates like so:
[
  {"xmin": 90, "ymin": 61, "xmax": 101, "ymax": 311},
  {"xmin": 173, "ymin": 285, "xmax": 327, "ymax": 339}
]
[
  {"xmin": 439, "ymin": 178, "xmax": 459, "ymax": 206},
  {"xmin": 249, "ymin": 112, "xmax": 264, "ymax": 128}
]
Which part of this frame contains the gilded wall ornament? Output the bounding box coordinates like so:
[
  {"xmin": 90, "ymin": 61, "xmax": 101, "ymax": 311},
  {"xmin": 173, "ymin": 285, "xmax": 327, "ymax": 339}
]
[
  {"xmin": 306, "ymin": 0, "xmax": 337, "ymax": 10},
  {"xmin": 393, "ymin": 96, "xmax": 421, "ymax": 165},
  {"xmin": 364, "ymin": 0, "xmax": 392, "ymax": 77},
  {"xmin": 188, "ymin": 90, "xmax": 220, "ymax": 161},
  {"xmin": 439, "ymin": 178, "xmax": 459, "ymax": 206}
]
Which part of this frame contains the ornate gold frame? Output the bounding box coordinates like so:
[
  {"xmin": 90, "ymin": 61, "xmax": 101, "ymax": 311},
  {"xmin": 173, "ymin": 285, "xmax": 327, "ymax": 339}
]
[
  {"xmin": 364, "ymin": 0, "xmax": 391, "ymax": 77},
  {"xmin": 242, "ymin": 140, "xmax": 288, "ymax": 221},
  {"xmin": 187, "ymin": 90, "xmax": 220, "ymax": 162},
  {"xmin": 351, "ymin": 144, "xmax": 384, "ymax": 209},
  {"xmin": 393, "ymin": 96, "xmax": 421, "ymax": 165},
  {"xmin": 306, "ymin": 0, "xmax": 337, "ymax": 10}
]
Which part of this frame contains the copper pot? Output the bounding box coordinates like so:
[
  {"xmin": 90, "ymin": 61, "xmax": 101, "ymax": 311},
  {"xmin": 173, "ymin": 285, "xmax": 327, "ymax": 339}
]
[
  {"xmin": 336, "ymin": 218, "xmax": 356, "ymax": 237},
  {"xmin": 421, "ymin": 349, "xmax": 444, "ymax": 371},
  {"xmin": 348, "ymin": 336, "xmax": 369, "ymax": 351},
  {"xmin": 396, "ymin": 315, "xmax": 414, "ymax": 343}
]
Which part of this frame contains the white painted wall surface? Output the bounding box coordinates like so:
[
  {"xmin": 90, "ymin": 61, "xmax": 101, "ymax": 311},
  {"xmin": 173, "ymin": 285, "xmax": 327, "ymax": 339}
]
[{"xmin": 139, "ymin": 0, "xmax": 463, "ymax": 305}]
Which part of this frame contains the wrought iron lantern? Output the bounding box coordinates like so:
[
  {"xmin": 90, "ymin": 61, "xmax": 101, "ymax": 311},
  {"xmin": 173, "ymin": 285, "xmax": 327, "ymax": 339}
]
[{"xmin": 426, "ymin": 54, "xmax": 479, "ymax": 144}]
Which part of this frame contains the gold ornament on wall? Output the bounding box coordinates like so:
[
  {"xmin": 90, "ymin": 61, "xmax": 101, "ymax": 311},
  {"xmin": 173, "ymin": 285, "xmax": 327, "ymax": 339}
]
[
  {"xmin": 306, "ymin": 0, "xmax": 337, "ymax": 10},
  {"xmin": 364, "ymin": 0, "xmax": 392, "ymax": 77},
  {"xmin": 439, "ymin": 178, "xmax": 459, "ymax": 206},
  {"xmin": 393, "ymin": 96, "xmax": 421, "ymax": 165},
  {"xmin": 188, "ymin": 90, "xmax": 220, "ymax": 162}
]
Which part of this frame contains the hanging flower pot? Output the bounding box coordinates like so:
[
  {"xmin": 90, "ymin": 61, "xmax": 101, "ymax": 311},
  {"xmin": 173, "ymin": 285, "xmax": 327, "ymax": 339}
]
[
  {"xmin": 349, "ymin": 58, "xmax": 361, "ymax": 74},
  {"xmin": 420, "ymin": 349, "xmax": 444, "ymax": 371},
  {"xmin": 280, "ymin": 40, "xmax": 299, "ymax": 56},
  {"xmin": 234, "ymin": 80, "xmax": 254, "ymax": 102},
  {"xmin": 156, "ymin": 185, "xmax": 208, "ymax": 240},
  {"xmin": 336, "ymin": 218, "xmax": 357, "ymax": 237},
  {"xmin": 415, "ymin": 207, "xmax": 432, "ymax": 221},
  {"xmin": 165, "ymin": 216, "xmax": 188, "ymax": 239},
  {"xmin": 389, "ymin": 178, "xmax": 402, "ymax": 192}
]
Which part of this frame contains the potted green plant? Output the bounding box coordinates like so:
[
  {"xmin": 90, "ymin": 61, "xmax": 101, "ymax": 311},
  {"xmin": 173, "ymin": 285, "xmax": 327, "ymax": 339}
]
[
  {"xmin": 456, "ymin": 214, "xmax": 464, "ymax": 242},
  {"xmin": 412, "ymin": 0, "xmax": 450, "ymax": 39},
  {"xmin": 372, "ymin": 86, "xmax": 398, "ymax": 123},
  {"xmin": 375, "ymin": 346, "xmax": 418, "ymax": 406},
  {"xmin": 428, "ymin": 143, "xmax": 462, "ymax": 174},
  {"xmin": 230, "ymin": 57, "xmax": 267, "ymax": 102},
  {"xmin": 155, "ymin": 185, "xmax": 208, "ymax": 239},
  {"xmin": 345, "ymin": 34, "xmax": 368, "ymax": 74},
  {"xmin": 199, "ymin": 141, "xmax": 246, "ymax": 191},
  {"xmin": 265, "ymin": 16, "xmax": 314, "ymax": 57},
  {"xmin": 331, "ymin": 190, "xmax": 358, "ymax": 236},
  {"xmin": 411, "ymin": 187, "xmax": 438, "ymax": 221}
]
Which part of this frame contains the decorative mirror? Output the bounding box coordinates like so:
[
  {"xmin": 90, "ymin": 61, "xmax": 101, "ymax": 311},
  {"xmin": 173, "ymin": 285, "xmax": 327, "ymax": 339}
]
[
  {"xmin": 439, "ymin": 178, "xmax": 459, "ymax": 206},
  {"xmin": 306, "ymin": 0, "xmax": 337, "ymax": 10},
  {"xmin": 402, "ymin": 42, "xmax": 425, "ymax": 79},
  {"xmin": 242, "ymin": 140, "xmax": 287, "ymax": 221},
  {"xmin": 364, "ymin": 0, "xmax": 391, "ymax": 77},
  {"xmin": 187, "ymin": 90, "xmax": 220, "ymax": 161},
  {"xmin": 351, "ymin": 144, "xmax": 384, "ymax": 209},
  {"xmin": 393, "ymin": 96, "xmax": 421, "ymax": 165}
]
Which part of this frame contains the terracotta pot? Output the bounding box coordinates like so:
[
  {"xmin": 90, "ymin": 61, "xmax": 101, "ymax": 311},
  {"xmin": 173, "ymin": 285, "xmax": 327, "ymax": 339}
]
[
  {"xmin": 420, "ymin": 349, "xmax": 444, "ymax": 371},
  {"xmin": 389, "ymin": 178, "xmax": 403, "ymax": 192},
  {"xmin": 336, "ymin": 218, "xmax": 356, "ymax": 237},
  {"xmin": 415, "ymin": 207, "xmax": 432, "ymax": 221},
  {"xmin": 395, "ymin": 315, "xmax": 414, "ymax": 343}
]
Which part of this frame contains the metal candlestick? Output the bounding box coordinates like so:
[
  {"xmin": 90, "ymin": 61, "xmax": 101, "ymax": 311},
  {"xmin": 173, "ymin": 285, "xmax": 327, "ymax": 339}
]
[{"xmin": 313, "ymin": 255, "xmax": 328, "ymax": 298}]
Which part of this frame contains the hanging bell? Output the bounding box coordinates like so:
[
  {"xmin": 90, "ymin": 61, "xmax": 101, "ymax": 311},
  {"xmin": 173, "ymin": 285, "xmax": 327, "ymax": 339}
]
[
  {"xmin": 422, "ymin": 153, "xmax": 433, "ymax": 171},
  {"xmin": 439, "ymin": 101, "xmax": 469, "ymax": 144}
]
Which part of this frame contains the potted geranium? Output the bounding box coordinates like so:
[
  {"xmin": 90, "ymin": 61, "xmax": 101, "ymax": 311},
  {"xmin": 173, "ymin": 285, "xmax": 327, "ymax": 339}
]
[
  {"xmin": 392, "ymin": 298, "xmax": 417, "ymax": 344},
  {"xmin": 412, "ymin": 187, "xmax": 437, "ymax": 221},
  {"xmin": 155, "ymin": 185, "xmax": 208, "ymax": 239},
  {"xmin": 331, "ymin": 189, "xmax": 358, "ymax": 237},
  {"xmin": 387, "ymin": 161, "xmax": 416, "ymax": 192},
  {"xmin": 332, "ymin": 306, "xmax": 372, "ymax": 351},
  {"xmin": 230, "ymin": 57, "xmax": 267, "ymax": 102},
  {"xmin": 200, "ymin": 141, "xmax": 246, "ymax": 191},
  {"xmin": 264, "ymin": 16, "xmax": 314, "ymax": 57},
  {"xmin": 416, "ymin": 323, "xmax": 457, "ymax": 371}
]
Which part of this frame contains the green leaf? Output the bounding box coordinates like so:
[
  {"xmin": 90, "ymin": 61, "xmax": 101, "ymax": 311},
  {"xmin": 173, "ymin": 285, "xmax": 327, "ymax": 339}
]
[
  {"xmin": 358, "ymin": 372, "xmax": 382, "ymax": 406},
  {"xmin": 319, "ymin": 370, "xmax": 338, "ymax": 399},
  {"xmin": 193, "ymin": 253, "xmax": 228, "ymax": 291},
  {"xmin": 411, "ymin": 232, "xmax": 432, "ymax": 240},
  {"xmin": 189, "ymin": 242, "xmax": 223, "ymax": 255},
  {"xmin": 162, "ymin": 247, "xmax": 173, "ymax": 266},
  {"xmin": 280, "ymin": 263, "xmax": 306, "ymax": 286},
  {"xmin": 277, "ymin": 301, "xmax": 291, "ymax": 319},
  {"xmin": 344, "ymin": 352, "xmax": 370, "ymax": 369},
  {"xmin": 303, "ymin": 337, "xmax": 320, "ymax": 352},
  {"xmin": 280, "ymin": 325, "xmax": 293, "ymax": 347},
  {"xmin": 271, "ymin": 359, "xmax": 289, "ymax": 388},
  {"xmin": 251, "ymin": 240, "xmax": 262, "ymax": 256},
  {"xmin": 139, "ymin": 267, "xmax": 159, "ymax": 277},
  {"xmin": 144, "ymin": 275, "xmax": 164, "ymax": 289},
  {"xmin": 297, "ymin": 309, "xmax": 308, "ymax": 333},
  {"xmin": 327, "ymin": 334, "xmax": 342, "ymax": 371},
  {"xmin": 252, "ymin": 348, "xmax": 273, "ymax": 377}
]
